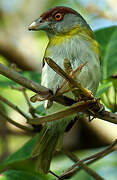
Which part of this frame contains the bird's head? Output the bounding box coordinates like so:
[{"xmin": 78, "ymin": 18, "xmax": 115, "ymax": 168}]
[{"xmin": 28, "ymin": 6, "xmax": 91, "ymax": 37}]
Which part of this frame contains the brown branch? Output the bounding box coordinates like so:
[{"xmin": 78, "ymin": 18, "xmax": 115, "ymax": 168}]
[
  {"xmin": 0, "ymin": 95, "xmax": 31, "ymax": 120},
  {"xmin": 0, "ymin": 109, "xmax": 33, "ymax": 132},
  {"xmin": 62, "ymin": 150, "xmax": 104, "ymax": 180},
  {"xmin": 95, "ymin": 110, "xmax": 117, "ymax": 124},
  {"xmin": 28, "ymin": 99, "xmax": 96, "ymax": 124},
  {"xmin": 0, "ymin": 62, "xmax": 51, "ymax": 96},
  {"xmin": 0, "ymin": 63, "xmax": 75, "ymax": 106},
  {"xmin": 60, "ymin": 140, "xmax": 117, "ymax": 179},
  {"xmin": 11, "ymin": 86, "xmax": 36, "ymax": 118},
  {"xmin": 0, "ymin": 106, "xmax": 9, "ymax": 161}
]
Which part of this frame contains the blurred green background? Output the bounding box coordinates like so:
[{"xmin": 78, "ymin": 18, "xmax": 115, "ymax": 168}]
[{"xmin": 0, "ymin": 0, "xmax": 117, "ymax": 179}]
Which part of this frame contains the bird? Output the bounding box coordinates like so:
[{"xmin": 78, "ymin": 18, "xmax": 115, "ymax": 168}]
[{"xmin": 28, "ymin": 6, "xmax": 101, "ymax": 174}]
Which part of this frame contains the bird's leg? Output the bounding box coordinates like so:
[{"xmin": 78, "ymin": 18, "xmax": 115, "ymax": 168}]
[
  {"xmin": 57, "ymin": 59, "xmax": 88, "ymax": 101},
  {"xmin": 54, "ymin": 59, "xmax": 87, "ymax": 97},
  {"xmin": 45, "ymin": 57, "xmax": 94, "ymax": 99}
]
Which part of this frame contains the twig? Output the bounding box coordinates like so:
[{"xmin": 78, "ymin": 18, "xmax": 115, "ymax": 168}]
[
  {"xmin": 61, "ymin": 150, "xmax": 104, "ymax": 180},
  {"xmin": 62, "ymin": 149, "xmax": 78, "ymax": 162},
  {"xmin": 22, "ymin": 89, "xmax": 36, "ymax": 118},
  {"xmin": 0, "ymin": 95, "xmax": 31, "ymax": 120},
  {"xmin": 49, "ymin": 170, "xmax": 60, "ymax": 179},
  {"xmin": 60, "ymin": 140, "xmax": 117, "ymax": 179},
  {"xmin": 95, "ymin": 110, "xmax": 117, "ymax": 124},
  {"xmin": 0, "ymin": 109, "xmax": 33, "ymax": 132},
  {"xmin": 29, "ymin": 99, "xmax": 117, "ymax": 125},
  {"xmin": 0, "ymin": 63, "xmax": 76, "ymax": 106},
  {"xmin": 0, "ymin": 63, "xmax": 52, "ymax": 97},
  {"xmin": 28, "ymin": 99, "xmax": 96, "ymax": 124},
  {"xmin": 11, "ymin": 86, "xmax": 37, "ymax": 118}
]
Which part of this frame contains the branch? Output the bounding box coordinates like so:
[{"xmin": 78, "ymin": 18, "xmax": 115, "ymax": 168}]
[
  {"xmin": 0, "ymin": 95, "xmax": 31, "ymax": 120},
  {"xmin": 11, "ymin": 86, "xmax": 36, "ymax": 118},
  {"xmin": 0, "ymin": 63, "xmax": 75, "ymax": 106},
  {"xmin": 0, "ymin": 62, "xmax": 51, "ymax": 96},
  {"xmin": 60, "ymin": 140, "xmax": 117, "ymax": 179},
  {"xmin": 28, "ymin": 99, "xmax": 97, "ymax": 124},
  {"xmin": 28, "ymin": 98, "xmax": 117, "ymax": 125},
  {"xmin": 95, "ymin": 110, "xmax": 117, "ymax": 124},
  {"xmin": 61, "ymin": 150, "xmax": 104, "ymax": 180},
  {"xmin": 0, "ymin": 109, "xmax": 33, "ymax": 132}
]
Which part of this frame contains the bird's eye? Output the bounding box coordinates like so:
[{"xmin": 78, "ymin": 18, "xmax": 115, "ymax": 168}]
[{"xmin": 54, "ymin": 13, "xmax": 63, "ymax": 21}]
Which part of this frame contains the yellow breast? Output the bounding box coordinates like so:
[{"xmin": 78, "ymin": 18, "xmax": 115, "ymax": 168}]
[{"xmin": 48, "ymin": 25, "xmax": 101, "ymax": 61}]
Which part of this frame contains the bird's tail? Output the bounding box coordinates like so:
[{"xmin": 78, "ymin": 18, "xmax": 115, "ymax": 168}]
[{"xmin": 31, "ymin": 126, "xmax": 62, "ymax": 173}]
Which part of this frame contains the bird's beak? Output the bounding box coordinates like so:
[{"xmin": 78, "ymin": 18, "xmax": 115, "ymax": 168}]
[
  {"xmin": 28, "ymin": 21, "xmax": 38, "ymax": 31},
  {"xmin": 28, "ymin": 17, "xmax": 50, "ymax": 31}
]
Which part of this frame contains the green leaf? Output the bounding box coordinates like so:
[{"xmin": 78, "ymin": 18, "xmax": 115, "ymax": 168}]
[
  {"xmin": 95, "ymin": 26, "xmax": 117, "ymax": 80},
  {"xmin": 0, "ymin": 75, "xmax": 16, "ymax": 87},
  {"xmin": 0, "ymin": 56, "xmax": 9, "ymax": 66},
  {"xmin": 0, "ymin": 135, "xmax": 39, "ymax": 171},
  {"xmin": 35, "ymin": 104, "xmax": 46, "ymax": 116},
  {"xmin": 0, "ymin": 170, "xmax": 43, "ymax": 180},
  {"xmin": 111, "ymin": 77, "xmax": 117, "ymax": 89},
  {"xmin": 21, "ymin": 72, "xmax": 41, "ymax": 84},
  {"xmin": 96, "ymin": 81, "xmax": 112, "ymax": 97}
]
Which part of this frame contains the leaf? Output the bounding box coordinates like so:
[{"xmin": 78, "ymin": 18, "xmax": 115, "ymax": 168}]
[
  {"xmin": 0, "ymin": 56, "xmax": 9, "ymax": 66},
  {"xmin": 110, "ymin": 76, "xmax": 117, "ymax": 89},
  {"xmin": 20, "ymin": 72, "xmax": 41, "ymax": 84},
  {"xmin": 96, "ymin": 81, "xmax": 112, "ymax": 97},
  {"xmin": 0, "ymin": 75, "xmax": 16, "ymax": 87},
  {"xmin": 0, "ymin": 170, "xmax": 43, "ymax": 180},
  {"xmin": 0, "ymin": 135, "xmax": 39, "ymax": 171},
  {"xmin": 35, "ymin": 104, "xmax": 46, "ymax": 116},
  {"xmin": 95, "ymin": 26, "xmax": 117, "ymax": 81}
]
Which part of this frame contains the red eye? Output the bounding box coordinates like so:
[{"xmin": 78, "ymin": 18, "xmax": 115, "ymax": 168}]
[{"xmin": 54, "ymin": 13, "xmax": 63, "ymax": 21}]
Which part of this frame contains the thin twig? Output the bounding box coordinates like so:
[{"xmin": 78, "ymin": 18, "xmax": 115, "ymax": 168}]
[
  {"xmin": 0, "ymin": 109, "xmax": 33, "ymax": 132},
  {"xmin": 62, "ymin": 149, "xmax": 78, "ymax": 162},
  {"xmin": 0, "ymin": 63, "xmax": 76, "ymax": 106},
  {"xmin": 62, "ymin": 150, "xmax": 104, "ymax": 180},
  {"xmin": 11, "ymin": 86, "xmax": 37, "ymax": 118},
  {"xmin": 29, "ymin": 99, "xmax": 117, "ymax": 125},
  {"xmin": 49, "ymin": 170, "xmax": 60, "ymax": 179},
  {"xmin": 60, "ymin": 140, "xmax": 117, "ymax": 179},
  {"xmin": 95, "ymin": 110, "xmax": 117, "ymax": 124},
  {"xmin": 22, "ymin": 89, "xmax": 36, "ymax": 118},
  {"xmin": 0, "ymin": 95, "xmax": 31, "ymax": 120},
  {"xmin": 28, "ymin": 100, "xmax": 96, "ymax": 124},
  {"xmin": 0, "ymin": 63, "xmax": 51, "ymax": 97}
]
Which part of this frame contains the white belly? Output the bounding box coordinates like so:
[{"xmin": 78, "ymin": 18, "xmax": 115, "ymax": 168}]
[{"xmin": 42, "ymin": 35, "xmax": 100, "ymax": 95}]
